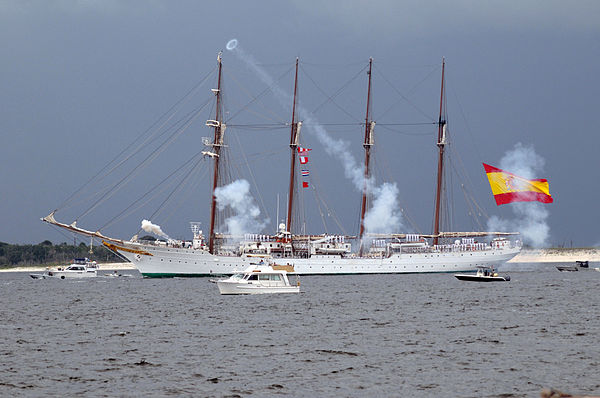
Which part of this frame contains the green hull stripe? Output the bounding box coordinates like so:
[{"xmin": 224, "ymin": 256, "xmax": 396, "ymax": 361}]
[
  {"xmin": 141, "ymin": 273, "xmax": 227, "ymax": 278},
  {"xmin": 141, "ymin": 270, "xmax": 463, "ymax": 278}
]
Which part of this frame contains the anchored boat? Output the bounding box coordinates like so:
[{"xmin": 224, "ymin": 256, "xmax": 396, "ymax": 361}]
[
  {"xmin": 42, "ymin": 56, "xmax": 520, "ymax": 277},
  {"xmin": 557, "ymin": 260, "xmax": 591, "ymax": 272},
  {"xmin": 214, "ymin": 263, "xmax": 300, "ymax": 295},
  {"xmin": 30, "ymin": 258, "xmax": 99, "ymax": 279}
]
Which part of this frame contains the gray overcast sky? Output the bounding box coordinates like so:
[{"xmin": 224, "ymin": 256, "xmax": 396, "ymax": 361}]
[{"xmin": 1, "ymin": 0, "xmax": 599, "ymax": 247}]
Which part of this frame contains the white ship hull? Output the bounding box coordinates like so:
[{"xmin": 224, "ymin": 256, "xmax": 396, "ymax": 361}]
[{"xmin": 111, "ymin": 242, "xmax": 520, "ymax": 277}]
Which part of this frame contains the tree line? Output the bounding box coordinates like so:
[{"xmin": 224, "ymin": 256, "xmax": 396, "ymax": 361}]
[{"xmin": 0, "ymin": 240, "xmax": 122, "ymax": 268}]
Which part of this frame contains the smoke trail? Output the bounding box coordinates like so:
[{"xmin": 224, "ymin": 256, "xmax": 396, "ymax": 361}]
[
  {"xmin": 214, "ymin": 179, "xmax": 268, "ymax": 237},
  {"xmin": 141, "ymin": 219, "xmax": 170, "ymax": 240},
  {"xmin": 487, "ymin": 142, "xmax": 550, "ymax": 247},
  {"xmin": 226, "ymin": 39, "xmax": 404, "ymax": 234}
]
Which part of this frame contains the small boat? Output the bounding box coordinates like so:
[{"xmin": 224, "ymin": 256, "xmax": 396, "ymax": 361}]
[
  {"xmin": 215, "ymin": 263, "xmax": 300, "ymax": 295},
  {"xmin": 556, "ymin": 265, "xmax": 578, "ymax": 272},
  {"xmin": 557, "ymin": 260, "xmax": 593, "ymax": 272},
  {"xmin": 29, "ymin": 258, "xmax": 99, "ymax": 279},
  {"xmin": 454, "ymin": 266, "xmax": 510, "ymax": 282}
]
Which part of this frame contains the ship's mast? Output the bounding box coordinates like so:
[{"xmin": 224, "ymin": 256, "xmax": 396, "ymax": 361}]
[
  {"xmin": 359, "ymin": 57, "xmax": 374, "ymax": 256},
  {"xmin": 208, "ymin": 53, "xmax": 225, "ymax": 254},
  {"xmin": 433, "ymin": 58, "xmax": 446, "ymax": 245},
  {"xmin": 286, "ymin": 58, "xmax": 300, "ymax": 238}
]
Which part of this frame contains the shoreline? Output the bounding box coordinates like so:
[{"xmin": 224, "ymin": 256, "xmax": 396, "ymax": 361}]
[
  {"xmin": 0, "ymin": 262, "xmax": 136, "ymax": 273},
  {"xmin": 1, "ymin": 248, "xmax": 598, "ymax": 273},
  {"xmin": 508, "ymin": 248, "xmax": 600, "ymax": 263}
]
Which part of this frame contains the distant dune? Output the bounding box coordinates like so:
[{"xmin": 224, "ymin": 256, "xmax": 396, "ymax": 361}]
[{"xmin": 510, "ymin": 248, "xmax": 600, "ymax": 263}]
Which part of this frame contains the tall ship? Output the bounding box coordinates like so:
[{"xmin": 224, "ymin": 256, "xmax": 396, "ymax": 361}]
[{"xmin": 43, "ymin": 54, "xmax": 521, "ymax": 277}]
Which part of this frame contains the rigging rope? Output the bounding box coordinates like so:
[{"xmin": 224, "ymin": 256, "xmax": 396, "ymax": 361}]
[
  {"xmin": 139, "ymin": 155, "xmax": 207, "ymax": 235},
  {"xmin": 377, "ymin": 124, "xmax": 437, "ymax": 136},
  {"xmin": 157, "ymin": 163, "xmax": 208, "ymax": 231},
  {"xmin": 77, "ymin": 98, "xmax": 211, "ymax": 222},
  {"xmin": 231, "ymin": 129, "xmax": 271, "ymax": 225},
  {"xmin": 307, "ymin": 166, "xmax": 347, "ymax": 235},
  {"xmin": 56, "ymin": 67, "xmax": 216, "ymax": 213},
  {"xmin": 372, "ymin": 63, "xmax": 437, "ymax": 122},
  {"xmin": 302, "ymin": 63, "xmax": 367, "ymax": 122},
  {"xmin": 225, "ymin": 65, "xmax": 295, "ymax": 124},
  {"xmin": 100, "ymin": 151, "xmax": 207, "ymax": 231}
]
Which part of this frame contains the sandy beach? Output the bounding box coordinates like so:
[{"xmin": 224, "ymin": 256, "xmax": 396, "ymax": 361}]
[
  {"xmin": 2, "ymin": 248, "xmax": 598, "ymax": 273},
  {"xmin": 508, "ymin": 248, "xmax": 600, "ymax": 263}
]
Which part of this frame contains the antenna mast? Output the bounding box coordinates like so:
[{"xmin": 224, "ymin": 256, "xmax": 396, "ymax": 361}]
[
  {"xmin": 359, "ymin": 58, "xmax": 374, "ymax": 256},
  {"xmin": 208, "ymin": 53, "xmax": 225, "ymax": 254},
  {"xmin": 433, "ymin": 58, "xmax": 446, "ymax": 245}
]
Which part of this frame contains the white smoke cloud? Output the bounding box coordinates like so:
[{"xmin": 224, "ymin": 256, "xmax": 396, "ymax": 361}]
[
  {"xmin": 363, "ymin": 182, "xmax": 402, "ymax": 233},
  {"xmin": 227, "ymin": 40, "xmax": 403, "ymax": 235},
  {"xmin": 214, "ymin": 179, "xmax": 268, "ymax": 237},
  {"xmin": 496, "ymin": 142, "xmax": 546, "ymax": 179},
  {"xmin": 141, "ymin": 219, "xmax": 170, "ymax": 240},
  {"xmin": 486, "ymin": 142, "xmax": 551, "ymax": 247}
]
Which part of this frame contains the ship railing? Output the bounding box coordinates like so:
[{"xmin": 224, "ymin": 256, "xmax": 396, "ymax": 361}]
[
  {"xmin": 396, "ymin": 243, "xmax": 492, "ymax": 254},
  {"xmin": 433, "ymin": 240, "xmax": 522, "ymax": 252},
  {"xmin": 399, "ymin": 247, "xmax": 433, "ymax": 254}
]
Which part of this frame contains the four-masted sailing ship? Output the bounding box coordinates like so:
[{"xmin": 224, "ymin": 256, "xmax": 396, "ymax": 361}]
[{"xmin": 43, "ymin": 54, "xmax": 521, "ymax": 277}]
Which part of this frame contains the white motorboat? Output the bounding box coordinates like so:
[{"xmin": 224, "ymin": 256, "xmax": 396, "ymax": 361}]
[
  {"xmin": 215, "ymin": 263, "xmax": 300, "ymax": 295},
  {"xmin": 30, "ymin": 258, "xmax": 98, "ymax": 279},
  {"xmin": 454, "ymin": 266, "xmax": 510, "ymax": 282}
]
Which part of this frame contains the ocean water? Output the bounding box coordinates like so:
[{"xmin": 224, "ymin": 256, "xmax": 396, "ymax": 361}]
[{"xmin": 1, "ymin": 263, "xmax": 599, "ymax": 397}]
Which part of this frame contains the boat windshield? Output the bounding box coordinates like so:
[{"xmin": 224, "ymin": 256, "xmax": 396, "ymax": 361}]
[{"xmin": 230, "ymin": 273, "xmax": 245, "ymax": 280}]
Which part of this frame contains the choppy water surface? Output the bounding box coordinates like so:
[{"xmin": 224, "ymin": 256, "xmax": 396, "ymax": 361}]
[{"xmin": 1, "ymin": 263, "xmax": 599, "ymax": 397}]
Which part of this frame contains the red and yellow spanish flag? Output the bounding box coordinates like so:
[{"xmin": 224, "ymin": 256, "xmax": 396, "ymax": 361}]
[{"xmin": 483, "ymin": 163, "xmax": 553, "ymax": 205}]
